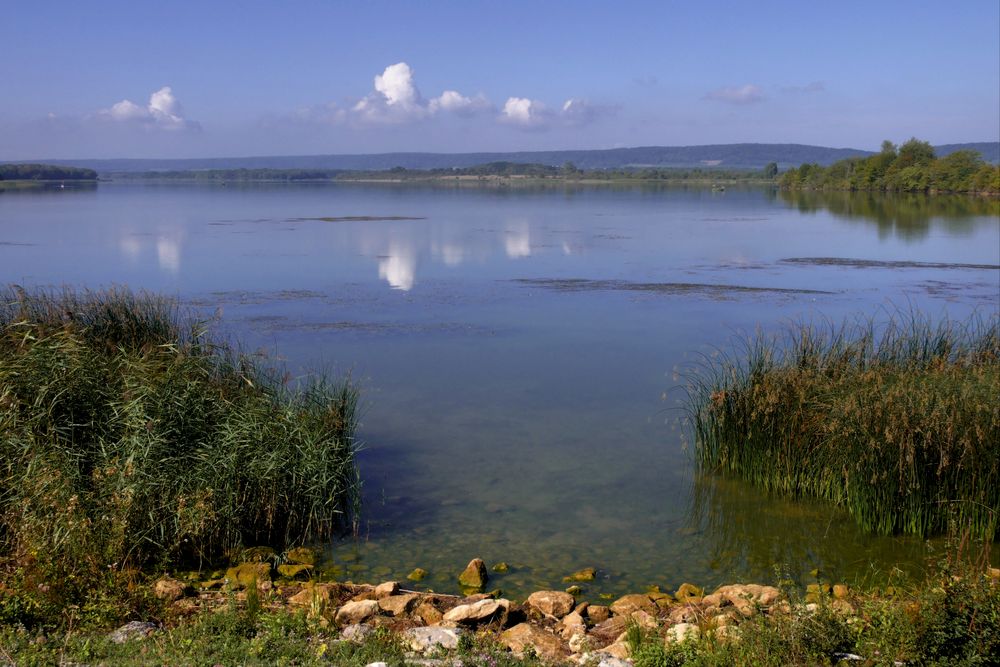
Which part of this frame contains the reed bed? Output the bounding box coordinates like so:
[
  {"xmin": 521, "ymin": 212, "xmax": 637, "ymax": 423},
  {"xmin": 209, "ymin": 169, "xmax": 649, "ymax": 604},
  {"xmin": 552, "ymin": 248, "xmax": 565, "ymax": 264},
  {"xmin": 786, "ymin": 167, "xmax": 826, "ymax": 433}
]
[
  {"xmin": 0, "ymin": 286, "xmax": 360, "ymax": 577},
  {"xmin": 687, "ymin": 309, "xmax": 999, "ymax": 540}
]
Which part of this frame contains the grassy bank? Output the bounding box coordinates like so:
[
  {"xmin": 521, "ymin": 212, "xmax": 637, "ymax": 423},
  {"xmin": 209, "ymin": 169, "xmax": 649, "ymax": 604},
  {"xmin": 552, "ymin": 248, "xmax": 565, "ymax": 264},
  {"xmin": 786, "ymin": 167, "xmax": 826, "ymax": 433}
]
[
  {"xmin": 0, "ymin": 287, "xmax": 360, "ymax": 628},
  {"xmin": 687, "ymin": 310, "xmax": 999, "ymax": 540}
]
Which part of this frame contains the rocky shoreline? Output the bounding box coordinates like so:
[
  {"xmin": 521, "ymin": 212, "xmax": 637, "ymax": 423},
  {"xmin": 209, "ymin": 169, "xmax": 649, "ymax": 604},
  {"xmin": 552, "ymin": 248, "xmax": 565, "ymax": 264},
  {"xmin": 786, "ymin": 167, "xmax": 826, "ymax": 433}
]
[{"xmin": 140, "ymin": 553, "xmax": 893, "ymax": 666}]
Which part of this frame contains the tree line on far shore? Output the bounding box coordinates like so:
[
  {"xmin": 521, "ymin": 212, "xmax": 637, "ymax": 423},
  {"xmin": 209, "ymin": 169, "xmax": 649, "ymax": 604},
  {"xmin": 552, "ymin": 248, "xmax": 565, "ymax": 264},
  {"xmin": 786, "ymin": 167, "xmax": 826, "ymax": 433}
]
[
  {"xmin": 0, "ymin": 164, "xmax": 97, "ymax": 181},
  {"xmin": 780, "ymin": 138, "xmax": 1000, "ymax": 194}
]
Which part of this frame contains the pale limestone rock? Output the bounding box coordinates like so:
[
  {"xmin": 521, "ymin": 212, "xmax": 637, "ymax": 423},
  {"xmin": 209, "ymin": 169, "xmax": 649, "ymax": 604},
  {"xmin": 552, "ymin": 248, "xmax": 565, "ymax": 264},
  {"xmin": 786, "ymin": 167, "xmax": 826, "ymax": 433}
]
[
  {"xmin": 442, "ymin": 598, "xmax": 508, "ymax": 625},
  {"xmin": 666, "ymin": 622, "xmax": 700, "ymax": 644},
  {"xmin": 403, "ymin": 626, "xmax": 462, "ymax": 652},
  {"xmin": 609, "ymin": 593, "xmax": 655, "ymax": 616},
  {"xmin": 527, "ymin": 590, "xmax": 575, "ymax": 618},
  {"xmin": 501, "ymin": 622, "xmax": 570, "ymax": 662},
  {"xmin": 374, "ymin": 581, "xmax": 399, "ymax": 598},
  {"xmin": 335, "ymin": 599, "xmax": 380, "ymax": 625},
  {"xmin": 378, "ymin": 593, "xmax": 420, "ymax": 616}
]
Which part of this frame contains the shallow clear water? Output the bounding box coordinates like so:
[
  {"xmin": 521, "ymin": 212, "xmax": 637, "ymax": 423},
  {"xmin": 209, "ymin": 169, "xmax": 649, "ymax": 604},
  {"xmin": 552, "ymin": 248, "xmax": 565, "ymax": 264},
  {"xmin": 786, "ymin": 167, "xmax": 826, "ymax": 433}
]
[{"xmin": 1, "ymin": 182, "xmax": 997, "ymax": 597}]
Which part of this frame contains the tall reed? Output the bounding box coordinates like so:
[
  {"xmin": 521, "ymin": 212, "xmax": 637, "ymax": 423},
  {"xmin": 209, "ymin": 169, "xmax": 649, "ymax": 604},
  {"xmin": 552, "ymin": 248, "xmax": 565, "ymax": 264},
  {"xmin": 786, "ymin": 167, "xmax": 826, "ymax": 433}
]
[
  {"xmin": 0, "ymin": 286, "xmax": 360, "ymax": 577},
  {"xmin": 686, "ymin": 309, "xmax": 999, "ymax": 540}
]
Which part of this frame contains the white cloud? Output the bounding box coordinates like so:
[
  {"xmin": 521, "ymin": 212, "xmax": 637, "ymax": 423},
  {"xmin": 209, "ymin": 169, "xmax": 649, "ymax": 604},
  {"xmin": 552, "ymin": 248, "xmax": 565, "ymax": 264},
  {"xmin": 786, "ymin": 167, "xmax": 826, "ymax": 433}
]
[
  {"xmin": 429, "ymin": 90, "xmax": 492, "ymax": 116},
  {"xmin": 500, "ymin": 97, "xmax": 550, "ymax": 128},
  {"xmin": 703, "ymin": 84, "xmax": 764, "ymax": 105},
  {"xmin": 99, "ymin": 86, "xmax": 200, "ymax": 130},
  {"xmin": 351, "ymin": 62, "xmax": 491, "ymax": 124}
]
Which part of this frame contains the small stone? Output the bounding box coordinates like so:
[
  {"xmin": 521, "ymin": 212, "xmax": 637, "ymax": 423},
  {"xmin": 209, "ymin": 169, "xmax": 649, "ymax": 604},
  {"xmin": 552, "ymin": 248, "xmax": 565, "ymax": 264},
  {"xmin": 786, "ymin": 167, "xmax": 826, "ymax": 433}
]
[
  {"xmin": 674, "ymin": 583, "xmax": 704, "ymax": 602},
  {"xmin": 225, "ymin": 562, "xmax": 272, "ymax": 589},
  {"xmin": 374, "ymin": 581, "xmax": 399, "ymax": 598},
  {"xmin": 404, "ymin": 626, "xmax": 462, "ymax": 653},
  {"xmin": 335, "ymin": 599, "xmax": 380, "ymax": 625},
  {"xmin": 609, "ymin": 593, "xmax": 655, "ymax": 616},
  {"xmin": 458, "ymin": 558, "xmax": 488, "ymax": 590},
  {"xmin": 286, "ymin": 546, "xmax": 317, "ymax": 566},
  {"xmin": 442, "ymin": 598, "xmax": 509, "ymax": 625},
  {"xmin": 587, "ymin": 604, "xmax": 610, "ymax": 623},
  {"xmin": 563, "ymin": 567, "xmax": 597, "ymax": 582},
  {"xmin": 833, "ymin": 584, "xmax": 850, "ymax": 599},
  {"xmin": 600, "ymin": 641, "xmax": 631, "ymax": 660},
  {"xmin": 527, "ymin": 590, "xmax": 575, "ymax": 618},
  {"xmin": 407, "ymin": 567, "xmax": 428, "ymax": 582},
  {"xmin": 629, "ymin": 610, "xmax": 658, "ymax": 630},
  {"xmin": 108, "ymin": 621, "xmax": 158, "ymax": 644},
  {"xmin": 277, "ymin": 563, "xmax": 313, "ymax": 579},
  {"xmin": 341, "ymin": 623, "xmax": 374, "ymax": 642},
  {"xmin": 501, "ymin": 623, "xmax": 570, "ymax": 662},
  {"xmin": 565, "ymin": 585, "xmax": 583, "ymax": 596},
  {"xmin": 589, "ymin": 616, "xmax": 627, "ymax": 645},
  {"xmin": 378, "ymin": 593, "xmax": 420, "ymax": 616},
  {"xmin": 558, "ymin": 611, "xmax": 587, "ymax": 639},
  {"xmin": 666, "ymin": 623, "xmax": 700, "ymax": 644},
  {"xmin": 153, "ymin": 577, "xmax": 187, "ymax": 601},
  {"xmin": 492, "ymin": 562, "xmax": 510, "ymax": 573}
]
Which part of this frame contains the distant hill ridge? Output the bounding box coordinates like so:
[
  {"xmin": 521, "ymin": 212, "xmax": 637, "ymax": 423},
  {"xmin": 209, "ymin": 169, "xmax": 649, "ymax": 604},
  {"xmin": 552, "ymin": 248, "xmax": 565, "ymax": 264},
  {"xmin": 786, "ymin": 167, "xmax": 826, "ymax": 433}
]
[{"xmin": 10, "ymin": 142, "xmax": 998, "ymax": 173}]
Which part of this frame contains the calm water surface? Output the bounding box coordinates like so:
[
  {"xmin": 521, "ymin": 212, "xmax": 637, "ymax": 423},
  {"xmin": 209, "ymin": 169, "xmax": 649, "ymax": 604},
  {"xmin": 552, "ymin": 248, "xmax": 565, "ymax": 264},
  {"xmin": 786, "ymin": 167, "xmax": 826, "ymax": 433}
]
[{"xmin": 2, "ymin": 183, "xmax": 998, "ymax": 597}]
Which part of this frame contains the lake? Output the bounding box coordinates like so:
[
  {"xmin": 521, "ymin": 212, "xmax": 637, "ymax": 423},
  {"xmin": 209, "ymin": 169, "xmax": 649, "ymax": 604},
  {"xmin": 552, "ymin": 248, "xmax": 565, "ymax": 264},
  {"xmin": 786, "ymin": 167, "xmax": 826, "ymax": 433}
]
[{"xmin": 1, "ymin": 182, "xmax": 997, "ymax": 597}]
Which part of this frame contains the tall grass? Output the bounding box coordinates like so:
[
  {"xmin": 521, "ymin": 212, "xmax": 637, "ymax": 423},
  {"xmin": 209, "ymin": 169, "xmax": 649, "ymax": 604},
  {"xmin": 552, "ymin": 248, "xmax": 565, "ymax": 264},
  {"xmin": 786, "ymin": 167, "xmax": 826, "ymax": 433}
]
[
  {"xmin": 687, "ymin": 309, "xmax": 999, "ymax": 540},
  {"xmin": 0, "ymin": 286, "xmax": 360, "ymax": 579}
]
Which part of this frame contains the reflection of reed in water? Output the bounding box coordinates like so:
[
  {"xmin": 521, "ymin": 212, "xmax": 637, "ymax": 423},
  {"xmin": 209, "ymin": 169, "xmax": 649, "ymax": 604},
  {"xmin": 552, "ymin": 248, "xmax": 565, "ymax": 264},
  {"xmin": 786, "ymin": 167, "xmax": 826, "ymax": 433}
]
[{"xmin": 778, "ymin": 190, "xmax": 998, "ymax": 241}]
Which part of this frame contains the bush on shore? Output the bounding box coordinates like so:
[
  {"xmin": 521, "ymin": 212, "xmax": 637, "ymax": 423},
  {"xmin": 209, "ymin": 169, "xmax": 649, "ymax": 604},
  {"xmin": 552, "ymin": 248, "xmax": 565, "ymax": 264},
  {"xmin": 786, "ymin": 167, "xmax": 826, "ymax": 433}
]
[{"xmin": 0, "ymin": 286, "xmax": 360, "ymax": 627}]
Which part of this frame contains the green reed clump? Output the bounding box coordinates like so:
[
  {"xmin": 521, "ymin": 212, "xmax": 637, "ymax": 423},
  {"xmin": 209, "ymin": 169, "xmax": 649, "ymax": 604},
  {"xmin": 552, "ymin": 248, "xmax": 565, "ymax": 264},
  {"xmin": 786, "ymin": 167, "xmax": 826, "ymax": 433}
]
[
  {"xmin": 0, "ymin": 286, "xmax": 360, "ymax": 585},
  {"xmin": 688, "ymin": 310, "xmax": 999, "ymax": 540}
]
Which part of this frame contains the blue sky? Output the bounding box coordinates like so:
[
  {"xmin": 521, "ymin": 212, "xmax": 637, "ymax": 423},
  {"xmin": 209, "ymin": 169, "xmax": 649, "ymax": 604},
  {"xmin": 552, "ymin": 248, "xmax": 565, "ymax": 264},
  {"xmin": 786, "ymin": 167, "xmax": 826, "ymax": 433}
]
[{"xmin": 2, "ymin": 0, "xmax": 998, "ymax": 159}]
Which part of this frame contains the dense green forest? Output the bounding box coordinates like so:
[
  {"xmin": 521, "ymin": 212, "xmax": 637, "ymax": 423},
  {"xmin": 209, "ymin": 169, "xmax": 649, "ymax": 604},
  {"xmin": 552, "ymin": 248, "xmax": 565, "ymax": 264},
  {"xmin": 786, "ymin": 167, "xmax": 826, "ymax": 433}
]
[
  {"xmin": 0, "ymin": 164, "xmax": 97, "ymax": 181},
  {"xmin": 780, "ymin": 138, "xmax": 1000, "ymax": 194}
]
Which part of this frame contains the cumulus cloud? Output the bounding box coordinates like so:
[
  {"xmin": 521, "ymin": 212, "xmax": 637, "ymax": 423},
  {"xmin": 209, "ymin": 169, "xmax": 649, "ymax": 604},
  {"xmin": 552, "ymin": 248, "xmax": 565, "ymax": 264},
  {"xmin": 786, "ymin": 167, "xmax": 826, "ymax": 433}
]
[
  {"xmin": 99, "ymin": 86, "xmax": 200, "ymax": 130},
  {"xmin": 780, "ymin": 81, "xmax": 825, "ymax": 94},
  {"xmin": 703, "ymin": 84, "xmax": 764, "ymax": 105},
  {"xmin": 429, "ymin": 90, "xmax": 493, "ymax": 116},
  {"xmin": 500, "ymin": 97, "xmax": 550, "ymax": 128},
  {"xmin": 351, "ymin": 62, "xmax": 492, "ymax": 124}
]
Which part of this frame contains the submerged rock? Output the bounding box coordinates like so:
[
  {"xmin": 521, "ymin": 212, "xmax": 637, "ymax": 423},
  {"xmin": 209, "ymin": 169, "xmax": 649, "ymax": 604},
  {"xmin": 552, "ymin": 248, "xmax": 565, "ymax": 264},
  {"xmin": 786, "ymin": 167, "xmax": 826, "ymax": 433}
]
[
  {"xmin": 492, "ymin": 562, "xmax": 510, "ymax": 573},
  {"xmin": 458, "ymin": 558, "xmax": 488, "ymax": 590},
  {"xmin": 277, "ymin": 563, "xmax": 313, "ymax": 579},
  {"xmin": 286, "ymin": 546, "xmax": 317, "ymax": 566},
  {"xmin": 407, "ymin": 567, "xmax": 428, "ymax": 582},
  {"xmin": 563, "ymin": 567, "xmax": 596, "ymax": 582}
]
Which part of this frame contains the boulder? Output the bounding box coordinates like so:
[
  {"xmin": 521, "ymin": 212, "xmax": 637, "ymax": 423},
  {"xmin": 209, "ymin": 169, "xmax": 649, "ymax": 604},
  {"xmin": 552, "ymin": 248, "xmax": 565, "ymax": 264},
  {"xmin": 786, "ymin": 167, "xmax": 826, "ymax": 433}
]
[
  {"xmin": 526, "ymin": 590, "xmax": 575, "ymax": 618},
  {"xmin": 286, "ymin": 546, "xmax": 317, "ymax": 566},
  {"xmin": 153, "ymin": 577, "xmax": 188, "ymax": 601},
  {"xmin": 563, "ymin": 567, "xmax": 596, "ymax": 582},
  {"xmin": 277, "ymin": 563, "xmax": 313, "ymax": 579},
  {"xmin": 442, "ymin": 598, "xmax": 508, "ymax": 625},
  {"xmin": 225, "ymin": 562, "xmax": 272, "ymax": 589},
  {"xmin": 404, "ymin": 626, "xmax": 462, "ymax": 653},
  {"xmin": 609, "ymin": 593, "xmax": 655, "ymax": 616},
  {"xmin": 374, "ymin": 581, "xmax": 400, "ymax": 598},
  {"xmin": 414, "ymin": 601, "xmax": 444, "ymax": 625},
  {"xmin": 674, "ymin": 583, "xmax": 704, "ymax": 603},
  {"xmin": 501, "ymin": 623, "xmax": 570, "ymax": 662},
  {"xmin": 587, "ymin": 604, "xmax": 610, "ymax": 624},
  {"xmin": 833, "ymin": 584, "xmax": 850, "ymax": 599},
  {"xmin": 378, "ymin": 593, "xmax": 420, "ymax": 616},
  {"xmin": 341, "ymin": 623, "xmax": 375, "ymax": 643},
  {"xmin": 335, "ymin": 599, "xmax": 380, "ymax": 625},
  {"xmin": 458, "ymin": 558, "xmax": 488, "ymax": 590},
  {"xmin": 589, "ymin": 616, "xmax": 628, "ymax": 645}
]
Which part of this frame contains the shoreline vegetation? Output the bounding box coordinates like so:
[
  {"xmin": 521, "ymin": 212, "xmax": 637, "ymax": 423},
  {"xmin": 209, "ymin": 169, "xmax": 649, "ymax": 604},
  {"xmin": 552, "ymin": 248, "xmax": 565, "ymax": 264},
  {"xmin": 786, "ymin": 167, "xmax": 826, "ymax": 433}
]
[
  {"xmin": 780, "ymin": 139, "xmax": 1000, "ymax": 195},
  {"xmin": 687, "ymin": 310, "xmax": 999, "ymax": 541}
]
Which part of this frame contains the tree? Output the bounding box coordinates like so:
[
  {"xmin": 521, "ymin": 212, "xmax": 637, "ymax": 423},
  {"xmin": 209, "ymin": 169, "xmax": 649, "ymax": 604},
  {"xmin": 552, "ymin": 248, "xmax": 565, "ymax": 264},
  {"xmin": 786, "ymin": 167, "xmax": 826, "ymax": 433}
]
[{"xmin": 763, "ymin": 162, "xmax": 778, "ymax": 179}]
